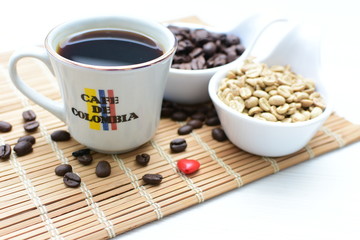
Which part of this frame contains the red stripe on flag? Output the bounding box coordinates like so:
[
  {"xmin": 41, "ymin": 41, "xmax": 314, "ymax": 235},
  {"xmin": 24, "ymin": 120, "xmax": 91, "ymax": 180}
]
[{"xmin": 107, "ymin": 90, "xmax": 117, "ymax": 130}]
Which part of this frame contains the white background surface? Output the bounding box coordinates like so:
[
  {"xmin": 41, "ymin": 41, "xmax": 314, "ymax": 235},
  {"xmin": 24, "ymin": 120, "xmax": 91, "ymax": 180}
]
[{"xmin": 1, "ymin": 1, "xmax": 360, "ymax": 240}]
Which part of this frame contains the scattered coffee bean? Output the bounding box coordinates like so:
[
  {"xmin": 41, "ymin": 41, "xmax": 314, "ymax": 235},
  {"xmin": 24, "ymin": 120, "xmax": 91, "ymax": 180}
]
[
  {"xmin": 142, "ymin": 174, "xmax": 163, "ymax": 185},
  {"xmin": 212, "ymin": 128, "xmax": 228, "ymax": 142},
  {"xmin": 95, "ymin": 160, "xmax": 111, "ymax": 177},
  {"xmin": 180, "ymin": 105, "xmax": 198, "ymax": 116},
  {"xmin": 197, "ymin": 104, "xmax": 213, "ymax": 114},
  {"xmin": 177, "ymin": 125, "xmax": 193, "ymax": 135},
  {"xmin": 161, "ymin": 100, "xmax": 227, "ymax": 149},
  {"xmin": 51, "ymin": 130, "xmax": 71, "ymax": 141},
  {"xmin": 205, "ymin": 116, "xmax": 220, "ymax": 126},
  {"xmin": 0, "ymin": 144, "xmax": 11, "ymax": 160},
  {"xmin": 171, "ymin": 111, "xmax": 188, "ymax": 121},
  {"xmin": 161, "ymin": 107, "xmax": 174, "ymax": 118},
  {"xmin": 63, "ymin": 172, "xmax": 81, "ymax": 188},
  {"xmin": 161, "ymin": 100, "xmax": 175, "ymax": 118},
  {"xmin": 136, "ymin": 153, "xmax": 151, "ymax": 166},
  {"xmin": 186, "ymin": 119, "xmax": 203, "ymax": 129},
  {"xmin": 55, "ymin": 164, "xmax": 73, "ymax": 176},
  {"xmin": 206, "ymin": 109, "xmax": 218, "ymax": 118},
  {"xmin": 22, "ymin": 110, "xmax": 36, "ymax": 122},
  {"xmin": 168, "ymin": 25, "xmax": 244, "ymax": 70},
  {"xmin": 191, "ymin": 112, "xmax": 206, "ymax": 121},
  {"xmin": 18, "ymin": 135, "xmax": 36, "ymax": 145},
  {"xmin": 177, "ymin": 159, "xmax": 200, "ymax": 174},
  {"xmin": 13, "ymin": 141, "xmax": 33, "ymax": 156},
  {"xmin": 77, "ymin": 154, "xmax": 93, "ymax": 165},
  {"xmin": 0, "ymin": 121, "xmax": 12, "ymax": 132},
  {"xmin": 23, "ymin": 120, "xmax": 39, "ymax": 132},
  {"xmin": 170, "ymin": 138, "xmax": 187, "ymax": 153},
  {"xmin": 72, "ymin": 148, "xmax": 91, "ymax": 157}
]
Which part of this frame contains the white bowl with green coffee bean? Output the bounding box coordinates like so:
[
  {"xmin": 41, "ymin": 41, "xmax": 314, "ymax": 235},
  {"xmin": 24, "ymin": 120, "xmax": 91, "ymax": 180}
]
[
  {"xmin": 164, "ymin": 13, "xmax": 287, "ymax": 104},
  {"xmin": 208, "ymin": 24, "xmax": 332, "ymax": 157}
]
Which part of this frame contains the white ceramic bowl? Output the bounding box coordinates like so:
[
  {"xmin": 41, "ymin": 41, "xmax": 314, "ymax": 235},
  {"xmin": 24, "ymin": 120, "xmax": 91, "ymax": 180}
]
[
  {"xmin": 208, "ymin": 23, "xmax": 333, "ymax": 157},
  {"xmin": 164, "ymin": 13, "xmax": 287, "ymax": 104}
]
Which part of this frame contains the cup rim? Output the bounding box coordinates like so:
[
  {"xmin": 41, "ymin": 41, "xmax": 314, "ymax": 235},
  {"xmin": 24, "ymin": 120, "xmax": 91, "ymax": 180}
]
[{"xmin": 44, "ymin": 15, "xmax": 177, "ymax": 71}]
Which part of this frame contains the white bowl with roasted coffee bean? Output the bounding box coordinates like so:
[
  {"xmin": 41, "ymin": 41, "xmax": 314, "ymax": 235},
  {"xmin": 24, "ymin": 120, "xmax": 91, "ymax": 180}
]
[
  {"xmin": 164, "ymin": 14, "xmax": 287, "ymax": 104},
  {"xmin": 208, "ymin": 23, "xmax": 333, "ymax": 157}
]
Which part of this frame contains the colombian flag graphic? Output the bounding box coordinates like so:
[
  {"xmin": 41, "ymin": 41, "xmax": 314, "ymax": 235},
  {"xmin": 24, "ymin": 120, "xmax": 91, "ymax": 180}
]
[{"xmin": 84, "ymin": 88, "xmax": 117, "ymax": 131}]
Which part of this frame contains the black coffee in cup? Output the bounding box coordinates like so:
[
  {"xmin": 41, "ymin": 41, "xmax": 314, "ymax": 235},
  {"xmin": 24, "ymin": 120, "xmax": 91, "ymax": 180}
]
[{"xmin": 57, "ymin": 29, "xmax": 163, "ymax": 66}]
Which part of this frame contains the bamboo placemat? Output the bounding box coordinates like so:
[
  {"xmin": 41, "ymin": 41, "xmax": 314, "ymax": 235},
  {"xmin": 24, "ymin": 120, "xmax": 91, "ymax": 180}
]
[{"xmin": 1, "ymin": 49, "xmax": 360, "ymax": 239}]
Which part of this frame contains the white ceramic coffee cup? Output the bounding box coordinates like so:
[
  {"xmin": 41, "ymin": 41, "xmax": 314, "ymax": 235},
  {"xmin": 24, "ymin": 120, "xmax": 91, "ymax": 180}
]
[{"xmin": 9, "ymin": 15, "xmax": 177, "ymax": 154}]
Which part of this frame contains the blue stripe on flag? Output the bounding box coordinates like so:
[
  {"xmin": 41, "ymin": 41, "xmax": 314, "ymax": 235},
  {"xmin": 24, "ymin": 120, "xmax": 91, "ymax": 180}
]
[{"xmin": 98, "ymin": 89, "xmax": 109, "ymax": 131}]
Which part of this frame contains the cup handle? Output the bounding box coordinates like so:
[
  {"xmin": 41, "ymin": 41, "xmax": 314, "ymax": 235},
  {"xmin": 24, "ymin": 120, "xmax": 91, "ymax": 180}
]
[
  {"xmin": 8, "ymin": 46, "xmax": 66, "ymax": 122},
  {"xmin": 227, "ymin": 13, "xmax": 289, "ymax": 63}
]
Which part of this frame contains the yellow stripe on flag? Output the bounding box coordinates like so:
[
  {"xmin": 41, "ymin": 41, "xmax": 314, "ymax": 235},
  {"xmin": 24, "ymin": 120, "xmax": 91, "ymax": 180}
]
[{"xmin": 84, "ymin": 88, "xmax": 101, "ymax": 130}]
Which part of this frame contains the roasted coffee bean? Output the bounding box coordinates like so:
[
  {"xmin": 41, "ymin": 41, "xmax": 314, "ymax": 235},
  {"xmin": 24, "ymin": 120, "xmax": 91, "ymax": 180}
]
[
  {"xmin": 191, "ymin": 112, "xmax": 206, "ymax": 122},
  {"xmin": 136, "ymin": 153, "xmax": 150, "ymax": 166},
  {"xmin": 161, "ymin": 100, "xmax": 175, "ymax": 118},
  {"xmin": 72, "ymin": 148, "xmax": 91, "ymax": 157},
  {"xmin": 51, "ymin": 130, "xmax": 71, "ymax": 141},
  {"xmin": 225, "ymin": 46, "xmax": 239, "ymax": 62},
  {"xmin": 186, "ymin": 119, "xmax": 203, "ymax": 129},
  {"xmin": 224, "ymin": 34, "xmax": 240, "ymax": 46},
  {"xmin": 192, "ymin": 29, "xmax": 211, "ymax": 44},
  {"xmin": 189, "ymin": 47, "xmax": 203, "ymax": 58},
  {"xmin": 203, "ymin": 41, "xmax": 217, "ymax": 57},
  {"xmin": 235, "ymin": 44, "xmax": 245, "ymax": 55},
  {"xmin": 205, "ymin": 116, "xmax": 220, "ymax": 126},
  {"xmin": 142, "ymin": 174, "xmax": 163, "ymax": 185},
  {"xmin": 22, "ymin": 110, "xmax": 36, "ymax": 122},
  {"xmin": 173, "ymin": 54, "xmax": 192, "ymax": 64},
  {"xmin": 206, "ymin": 109, "xmax": 218, "ymax": 118},
  {"xmin": 170, "ymin": 138, "xmax": 187, "ymax": 153},
  {"xmin": 211, "ymin": 32, "xmax": 225, "ymax": 41},
  {"xmin": 0, "ymin": 121, "xmax": 12, "ymax": 132},
  {"xmin": 179, "ymin": 105, "xmax": 198, "ymax": 116},
  {"xmin": 171, "ymin": 111, "xmax": 188, "ymax": 121},
  {"xmin": 0, "ymin": 144, "xmax": 11, "ymax": 160},
  {"xmin": 161, "ymin": 107, "xmax": 174, "ymax": 118},
  {"xmin": 178, "ymin": 39, "xmax": 194, "ymax": 53},
  {"xmin": 63, "ymin": 172, "xmax": 81, "ymax": 188},
  {"xmin": 196, "ymin": 103, "xmax": 213, "ymax": 114},
  {"xmin": 190, "ymin": 56, "xmax": 206, "ymax": 70},
  {"xmin": 77, "ymin": 154, "xmax": 93, "ymax": 165},
  {"xmin": 175, "ymin": 34, "xmax": 184, "ymax": 41},
  {"xmin": 96, "ymin": 161, "xmax": 111, "ymax": 178},
  {"xmin": 212, "ymin": 128, "xmax": 228, "ymax": 142},
  {"xmin": 177, "ymin": 125, "xmax": 193, "ymax": 135},
  {"xmin": 23, "ymin": 120, "xmax": 39, "ymax": 132},
  {"xmin": 18, "ymin": 135, "xmax": 36, "ymax": 145},
  {"xmin": 13, "ymin": 141, "xmax": 33, "ymax": 156},
  {"xmin": 55, "ymin": 164, "xmax": 72, "ymax": 176},
  {"xmin": 208, "ymin": 53, "xmax": 227, "ymax": 67}
]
